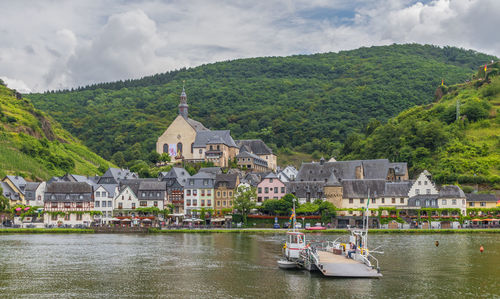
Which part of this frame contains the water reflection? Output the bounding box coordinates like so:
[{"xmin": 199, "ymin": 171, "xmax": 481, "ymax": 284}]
[{"xmin": 0, "ymin": 233, "xmax": 498, "ymax": 298}]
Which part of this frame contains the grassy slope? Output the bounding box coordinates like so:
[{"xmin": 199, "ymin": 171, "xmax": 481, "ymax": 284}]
[{"xmin": 0, "ymin": 84, "xmax": 114, "ymax": 180}]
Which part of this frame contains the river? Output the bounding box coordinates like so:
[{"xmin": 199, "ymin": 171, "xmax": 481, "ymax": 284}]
[{"xmin": 0, "ymin": 233, "xmax": 498, "ymax": 298}]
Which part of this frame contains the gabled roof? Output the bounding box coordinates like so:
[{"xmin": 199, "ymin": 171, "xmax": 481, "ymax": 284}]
[
  {"xmin": 4, "ymin": 175, "xmax": 27, "ymax": 193},
  {"xmin": 100, "ymin": 168, "xmax": 137, "ymax": 183},
  {"xmin": 25, "ymin": 182, "xmax": 41, "ymax": 192},
  {"xmin": 186, "ymin": 118, "xmax": 209, "ymax": 132},
  {"xmin": 96, "ymin": 184, "xmax": 118, "ymax": 197},
  {"xmin": 465, "ymin": 193, "xmax": 497, "ymax": 202},
  {"xmin": 384, "ymin": 181, "xmax": 413, "ymax": 197},
  {"xmin": 119, "ymin": 179, "xmax": 142, "ymax": 196},
  {"xmin": 160, "ymin": 167, "xmax": 191, "ymax": 187},
  {"xmin": 46, "ymin": 182, "xmax": 93, "ymax": 194},
  {"xmin": 286, "ymin": 181, "xmax": 324, "ymax": 198},
  {"xmin": 439, "ymin": 185, "xmax": 465, "ymax": 198},
  {"xmin": 139, "ymin": 180, "xmax": 167, "ymax": 191},
  {"xmin": 296, "ymin": 159, "xmax": 399, "ymax": 181},
  {"xmin": 325, "ymin": 172, "xmax": 341, "ymax": 187},
  {"xmin": 235, "ymin": 139, "xmax": 273, "ymax": 155},
  {"xmin": 215, "ymin": 174, "xmax": 238, "ymax": 189},
  {"xmin": 389, "ymin": 162, "xmax": 407, "ymax": 176},
  {"xmin": 264, "ymin": 172, "xmax": 279, "ymax": 180},
  {"xmin": 193, "ymin": 130, "xmax": 237, "ymax": 148}
]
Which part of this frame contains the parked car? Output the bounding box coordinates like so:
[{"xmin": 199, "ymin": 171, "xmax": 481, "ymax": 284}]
[
  {"xmin": 305, "ymin": 223, "xmax": 311, "ymax": 229},
  {"xmin": 273, "ymin": 223, "xmax": 280, "ymax": 229},
  {"xmin": 283, "ymin": 222, "xmax": 290, "ymax": 229},
  {"xmin": 295, "ymin": 223, "xmax": 302, "ymax": 229}
]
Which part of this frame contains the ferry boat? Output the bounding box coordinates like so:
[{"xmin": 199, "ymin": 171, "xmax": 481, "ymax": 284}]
[{"xmin": 278, "ymin": 198, "xmax": 382, "ymax": 278}]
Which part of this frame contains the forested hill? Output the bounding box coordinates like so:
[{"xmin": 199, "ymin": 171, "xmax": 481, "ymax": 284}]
[
  {"xmin": 0, "ymin": 82, "xmax": 113, "ymax": 180},
  {"xmin": 341, "ymin": 62, "xmax": 500, "ymax": 187},
  {"xmin": 28, "ymin": 44, "xmax": 496, "ymax": 167}
]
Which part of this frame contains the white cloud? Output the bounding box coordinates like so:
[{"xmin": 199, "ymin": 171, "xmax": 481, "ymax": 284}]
[
  {"xmin": 0, "ymin": 77, "xmax": 32, "ymax": 93},
  {"xmin": 0, "ymin": 0, "xmax": 498, "ymax": 92}
]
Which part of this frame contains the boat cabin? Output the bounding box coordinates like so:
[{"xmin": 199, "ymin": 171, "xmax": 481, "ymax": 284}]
[{"xmin": 285, "ymin": 231, "xmax": 306, "ymax": 259}]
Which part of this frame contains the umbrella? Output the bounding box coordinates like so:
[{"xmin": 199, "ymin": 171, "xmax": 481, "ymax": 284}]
[
  {"xmin": 120, "ymin": 218, "xmax": 131, "ymax": 222},
  {"xmin": 471, "ymin": 219, "xmax": 483, "ymax": 221},
  {"xmin": 141, "ymin": 218, "xmax": 152, "ymax": 222},
  {"xmin": 15, "ymin": 207, "xmax": 21, "ymax": 212},
  {"xmin": 110, "ymin": 218, "xmax": 121, "ymax": 221}
]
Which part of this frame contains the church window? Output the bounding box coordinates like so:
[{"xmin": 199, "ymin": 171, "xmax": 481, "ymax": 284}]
[
  {"xmin": 217, "ymin": 145, "xmax": 220, "ymax": 150},
  {"xmin": 177, "ymin": 143, "xmax": 183, "ymax": 155},
  {"xmin": 191, "ymin": 143, "xmax": 194, "ymax": 154},
  {"xmin": 163, "ymin": 144, "xmax": 168, "ymax": 153}
]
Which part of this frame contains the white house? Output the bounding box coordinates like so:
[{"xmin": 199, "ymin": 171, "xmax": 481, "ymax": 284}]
[
  {"xmin": 25, "ymin": 182, "xmax": 46, "ymax": 207},
  {"xmin": 114, "ymin": 185, "xmax": 140, "ymax": 213},
  {"xmin": 278, "ymin": 166, "xmax": 298, "ymax": 182},
  {"xmin": 93, "ymin": 185, "xmax": 117, "ymax": 224},
  {"xmin": 408, "ymin": 170, "xmax": 438, "ymax": 197}
]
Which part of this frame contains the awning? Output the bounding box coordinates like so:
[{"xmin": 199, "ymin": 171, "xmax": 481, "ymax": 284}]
[
  {"xmin": 141, "ymin": 218, "xmax": 152, "ymax": 222},
  {"xmin": 121, "ymin": 218, "xmax": 131, "ymax": 222},
  {"xmin": 471, "ymin": 219, "xmax": 483, "ymax": 221},
  {"xmin": 483, "ymin": 219, "xmax": 499, "ymax": 221},
  {"xmin": 110, "ymin": 218, "xmax": 121, "ymax": 221},
  {"xmin": 211, "ymin": 218, "xmax": 226, "ymax": 222}
]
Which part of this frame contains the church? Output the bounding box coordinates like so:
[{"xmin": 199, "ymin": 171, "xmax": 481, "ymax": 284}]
[{"xmin": 156, "ymin": 88, "xmax": 277, "ymax": 170}]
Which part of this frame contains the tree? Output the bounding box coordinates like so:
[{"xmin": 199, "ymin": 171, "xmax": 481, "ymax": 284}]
[
  {"xmin": 318, "ymin": 201, "xmax": 336, "ymax": 224},
  {"xmin": 0, "ymin": 187, "xmax": 9, "ymax": 212},
  {"xmin": 159, "ymin": 153, "xmax": 171, "ymax": 163},
  {"xmin": 233, "ymin": 185, "xmax": 257, "ymax": 225}
]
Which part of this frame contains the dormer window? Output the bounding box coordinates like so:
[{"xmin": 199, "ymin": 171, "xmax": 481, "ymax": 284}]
[
  {"xmin": 79, "ymin": 195, "xmax": 83, "ymax": 200},
  {"xmin": 65, "ymin": 194, "xmax": 70, "ymax": 200}
]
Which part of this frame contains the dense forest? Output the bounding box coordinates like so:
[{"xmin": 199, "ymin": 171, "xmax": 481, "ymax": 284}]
[
  {"xmin": 341, "ymin": 62, "xmax": 500, "ymax": 187},
  {"xmin": 28, "ymin": 44, "xmax": 496, "ymax": 170},
  {"xmin": 0, "ymin": 81, "xmax": 113, "ymax": 180}
]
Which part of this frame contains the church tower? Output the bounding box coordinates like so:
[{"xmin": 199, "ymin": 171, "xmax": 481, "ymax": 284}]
[{"xmin": 179, "ymin": 87, "xmax": 188, "ymax": 118}]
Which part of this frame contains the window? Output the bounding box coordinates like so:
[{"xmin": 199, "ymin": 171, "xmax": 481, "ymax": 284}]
[
  {"xmin": 229, "ymin": 191, "xmax": 233, "ymax": 197},
  {"xmin": 392, "ymin": 198, "xmax": 396, "ymax": 204},
  {"xmin": 372, "ymin": 198, "xmax": 376, "ymax": 204},
  {"xmin": 452, "ymin": 199, "xmax": 457, "ymax": 205},
  {"xmin": 480, "ymin": 202, "xmax": 486, "ymax": 207},
  {"xmin": 201, "ymin": 200, "xmax": 205, "ymax": 206},
  {"xmin": 424, "ymin": 181, "xmax": 428, "ymax": 185},
  {"xmin": 193, "ymin": 190, "xmax": 197, "ymax": 196},
  {"xmin": 418, "ymin": 181, "xmax": 421, "ymax": 185},
  {"xmin": 191, "ymin": 143, "xmax": 194, "ymax": 154},
  {"xmin": 177, "ymin": 142, "xmax": 183, "ymax": 155},
  {"xmin": 400, "ymin": 198, "xmax": 404, "ymax": 204},
  {"xmin": 95, "ymin": 201, "xmax": 100, "ymax": 208},
  {"xmin": 264, "ymin": 197, "xmax": 269, "ymax": 200},
  {"xmin": 157, "ymin": 192, "xmax": 160, "ymax": 197},
  {"xmin": 416, "ymin": 189, "xmax": 420, "ymax": 195},
  {"xmin": 64, "ymin": 202, "xmax": 71, "ymax": 208},
  {"xmin": 140, "ymin": 201, "xmax": 147, "ymax": 207},
  {"xmin": 442, "ymin": 199, "xmax": 447, "ymax": 205},
  {"xmin": 264, "ymin": 187, "xmax": 269, "ymax": 193},
  {"xmin": 201, "ymin": 190, "xmax": 205, "ymax": 196},
  {"xmin": 154, "ymin": 201, "xmax": 158, "ymax": 207},
  {"xmin": 187, "ymin": 200, "xmax": 191, "ymax": 206},
  {"xmin": 187, "ymin": 190, "xmax": 191, "ymax": 196},
  {"xmin": 426, "ymin": 189, "xmax": 431, "ymax": 194},
  {"xmin": 108, "ymin": 201, "xmax": 112, "ymax": 207},
  {"xmin": 217, "ymin": 191, "xmax": 221, "ymax": 197},
  {"xmin": 142, "ymin": 192, "xmax": 146, "ymax": 197},
  {"xmin": 469, "ymin": 202, "xmax": 474, "ymax": 207},
  {"xmin": 360, "ymin": 199, "xmax": 364, "ymax": 204},
  {"xmin": 199, "ymin": 149, "xmax": 202, "ymax": 154},
  {"xmin": 349, "ymin": 198, "xmax": 353, "ymax": 204},
  {"xmin": 207, "ymin": 200, "xmax": 211, "ymax": 206},
  {"xmin": 281, "ymin": 187, "xmax": 285, "ymax": 193},
  {"xmin": 51, "ymin": 195, "xmax": 56, "ymax": 200},
  {"xmin": 193, "ymin": 200, "xmax": 197, "ymax": 206},
  {"xmin": 64, "ymin": 214, "xmax": 70, "ymax": 221},
  {"xmin": 132, "ymin": 203, "xmax": 136, "ymax": 209},
  {"xmin": 223, "ymin": 191, "xmax": 226, "ymax": 197},
  {"xmin": 96, "ymin": 191, "xmax": 100, "ymax": 197},
  {"xmin": 258, "ymin": 187, "xmax": 262, "ymax": 193},
  {"xmin": 381, "ymin": 198, "xmax": 385, "ymax": 204},
  {"xmin": 163, "ymin": 144, "xmax": 168, "ymax": 153},
  {"xmin": 274, "ymin": 187, "xmax": 278, "ymax": 193},
  {"xmin": 51, "ymin": 214, "xmax": 57, "ymax": 220},
  {"xmin": 207, "ymin": 190, "xmax": 211, "ymax": 196},
  {"xmin": 79, "ymin": 195, "xmax": 83, "ymax": 200},
  {"xmin": 223, "ymin": 201, "xmax": 226, "ymax": 206},
  {"xmin": 415, "ymin": 199, "xmax": 420, "ymax": 206},
  {"xmin": 118, "ymin": 203, "xmax": 123, "ymax": 209},
  {"xmin": 217, "ymin": 201, "xmax": 220, "ymax": 206},
  {"xmin": 425, "ymin": 199, "xmax": 429, "ymax": 206},
  {"xmin": 76, "ymin": 214, "xmax": 82, "ymax": 221}
]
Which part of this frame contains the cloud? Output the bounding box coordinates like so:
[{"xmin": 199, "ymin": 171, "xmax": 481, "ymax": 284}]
[
  {"xmin": 0, "ymin": 0, "xmax": 498, "ymax": 92},
  {"xmin": 0, "ymin": 76, "xmax": 32, "ymax": 93}
]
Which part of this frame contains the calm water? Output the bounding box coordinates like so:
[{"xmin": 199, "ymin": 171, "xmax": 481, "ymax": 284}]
[{"xmin": 0, "ymin": 233, "xmax": 499, "ymax": 298}]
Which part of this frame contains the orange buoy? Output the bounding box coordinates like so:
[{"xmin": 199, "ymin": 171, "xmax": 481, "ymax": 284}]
[{"xmin": 480, "ymin": 245, "xmax": 484, "ymax": 253}]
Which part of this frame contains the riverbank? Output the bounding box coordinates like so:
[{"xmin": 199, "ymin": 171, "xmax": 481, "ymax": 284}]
[{"xmin": 1, "ymin": 228, "xmax": 499, "ymax": 234}]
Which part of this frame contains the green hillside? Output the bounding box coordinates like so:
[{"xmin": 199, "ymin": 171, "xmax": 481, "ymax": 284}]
[
  {"xmin": 28, "ymin": 44, "xmax": 497, "ymax": 168},
  {"xmin": 0, "ymin": 82, "xmax": 113, "ymax": 180},
  {"xmin": 341, "ymin": 62, "xmax": 500, "ymax": 187}
]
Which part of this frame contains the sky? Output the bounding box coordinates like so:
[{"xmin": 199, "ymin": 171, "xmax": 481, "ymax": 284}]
[{"xmin": 0, "ymin": 0, "xmax": 499, "ymax": 93}]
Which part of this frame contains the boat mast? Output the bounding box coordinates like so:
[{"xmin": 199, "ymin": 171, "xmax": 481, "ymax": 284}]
[
  {"xmin": 365, "ymin": 188, "xmax": 370, "ymax": 250},
  {"xmin": 292, "ymin": 198, "xmax": 296, "ymax": 232}
]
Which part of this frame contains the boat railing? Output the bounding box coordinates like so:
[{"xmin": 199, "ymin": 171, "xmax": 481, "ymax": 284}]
[{"xmin": 358, "ymin": 251, "xmax": 379, "ymax": 270}]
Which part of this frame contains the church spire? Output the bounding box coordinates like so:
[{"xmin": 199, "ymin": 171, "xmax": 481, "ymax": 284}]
[{"xmin": 179, "ymin": 83, "xmax": 188, "ymax": 118}]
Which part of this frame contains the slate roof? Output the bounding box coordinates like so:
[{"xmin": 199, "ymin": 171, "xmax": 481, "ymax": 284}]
[
  {"xmin": 341, "ymin": 179, "xmax": 386, "ymax": 199},
  {"xmin": 286, "ymin": 181, "xmax": 324, "ymax": 198},
  {"xmin": 186, "ymin": 172, "xmax": 216, "ymax": 189},
  {"xmin": 160, "ymin": 167, "xmax": 191, "ymax": 187},
  {"xmin": 236, "ymin": 139, "xmax": 273, "ymax": 155},
  {"xmin": 186, "ymin": 118, "xmax": 209, "ymax": 132},
  {"xmin": 325, "ymin": 172, "xmax": 341, "ymax": 187},
  {"xmin": 139, "ymin": 180, "xmax": 167, "ymax": 191},
  {"xmin": 439, "ymin": 185, "xmax": 466, "ymax": 198},
  {"xmin": 465, "ymin": 193, "xmax": 498, "ymax": 202},
  {"xmin": 119, "ymin": 179, "xmax": 142, "ymax": 196},
  {"xmin": 237, "ymin": 151, "xmax": 268, "ymax": 167},
  {"xmin": 198, "ymin": 167, "xmax": 223, "ymax": 174},
  {"xmin": 215, "ymin": 174, "xmax": 238, "ymax": 189},
  {"xmin": 193, "ymin": 130, "xmax": 237, "ymax": 148},
  {"xmin": 243, "ymin": 173, "xmax": 265, "ymax": 187},
  {"xmin": 5, "ymin": 175, "xmax": 27, "ymax": 194},
  {"xmin": 389, "ymin": 162, "xmax": 407, "ymax": 176},
  {"xmin": 99, "ymin": 168, "xmax": 137, "ymax": 184},
  {"xmin": 46, "ymin": 182, "xmax": 93, "ymax": 194},
  {"xmin": 384, "ymin": 181, "xmax": 413, "ymax": 197},
  {"xmin": 264, "ymin": 172, "xmax": 279, "ymax": 180},
  {"xmin": 1, "ymin": 181, "xmax": 18, "ymax": 200},
  {"xmin": 25, "ymin": 182, "xmax": 41, "ymax": 192},
  {"xmin": 96, "ymin": 184, "xmax": 118, "ymax": 198}
]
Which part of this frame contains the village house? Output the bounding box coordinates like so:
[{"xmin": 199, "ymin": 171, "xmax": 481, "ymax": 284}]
[
  {"xmin": 43, "ymin": 182, "xmax": 94, "ymax": 227},
  {"xmin": 257, "ymin": 173, "xmax": 286, "ymax": 203},
  {"xmin": 277, "ymin": 166, "xmax": 298, "ymax": 182},
  {"xmin": 465, "ymin": 193, "xmax": 498, "ymax": 209},
  {"xmin": 114, "ymin": 181, "xmax": 140, "ymax": 214},
  {"xmin": 160, "ymin": 167, "xmax": 191, "ymax": 216},
  {"xmin": 236, "ymin": 151, "xmax": 268, "ymax": 172},
  {"xmin": 214, "ymin": 173, "xmax": 239, "ymax": 216},
  {"xmin": 93, "ymin": 184, "xmax": 117, "ymax": 224},
  {"xmin": 137, "ymin": 180, "xmax": 167, "ymax": 210},
  {"xmin": 184, "ymin": 172, "xmax": 215, "ymax": 217},
  {"xmin": 1, "ymin": 175, "xmax": 27, "ymax": 206},
  {"xmin": 24, "ymin": 181, "xmax": 46, "ymax": 207},
  {"xmin": 236, "ymin": 139, "xmax": 277, "ymax": 171}
]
